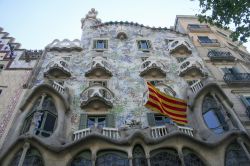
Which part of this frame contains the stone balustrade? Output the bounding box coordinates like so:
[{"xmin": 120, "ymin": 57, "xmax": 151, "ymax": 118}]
[
  {"xmin": 73, "ymin": 128, "xmax": 91, "ymax": 141},
  {"xmin": 190, "ymin": 80, "xmax": 203, "ymax": 94},
  {"xmin": 102, "ymin": 127, "xmax": 120, "ymax": 139}
]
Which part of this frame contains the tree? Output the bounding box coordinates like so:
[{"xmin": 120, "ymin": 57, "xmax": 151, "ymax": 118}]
[{"xmin": 194, "ymin": 0, "xmax": 250, "ymax": 43}]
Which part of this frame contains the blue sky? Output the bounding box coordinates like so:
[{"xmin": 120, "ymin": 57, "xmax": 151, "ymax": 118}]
[{"xmin": 0, "ymin": 0, "xmax": 249, "ymax": 51}]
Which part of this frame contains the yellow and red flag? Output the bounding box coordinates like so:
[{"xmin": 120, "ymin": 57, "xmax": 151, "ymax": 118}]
[{"xmin": 145, "ymin": 82, "xmax": 188, "ymax": 125}]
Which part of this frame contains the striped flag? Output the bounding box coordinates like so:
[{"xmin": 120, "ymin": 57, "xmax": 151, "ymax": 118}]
[{"xmin": 145, "ymin": 82, "xmax": 188, "ymax": 125}]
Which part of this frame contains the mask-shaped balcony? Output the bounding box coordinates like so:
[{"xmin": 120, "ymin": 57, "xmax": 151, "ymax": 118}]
[
  {"xmin": 44, "ymin": 58, "xmax": 71, "ymax": 78},
  {"xmin": 178, "ymin": 57, "xmax": 207, "ymax": 77},
  {"xmin": 168, "ymin": 40, "xmax": 192, "ymax": 55},
  {"xmin": 85, "ymin": 56, "xmax": 112, "ymax": 78},
  {"xmin": 139, "ymin": 57, "xmax": 167, "ymax": 78},
  {"xmin": 80, "ymin": 84, "xmax": 114, "ymax": 109}
]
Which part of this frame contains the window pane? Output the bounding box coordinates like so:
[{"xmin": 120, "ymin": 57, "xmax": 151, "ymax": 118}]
[
  {"xmin": 198, "ymin": 36, "xmax": 212, "ymax": 43},
  {"xmin": 98, "ymin": 117, "xmax": 106, "ymax": 128},
  {"xmin": 140, "ymin": 40, "xmax": 149, "ymax": 49},
  {"xmin": 97, "ymin": 40, "xmax": 105, "ymax": 49},
  {"xmin": 203, "ymin": 110, "xmax": 224, "ymax": 134},
  {"xmin": 87, "ymin": 118, "xmax": 95, "ymax": 128},
  {"xmin": 43, "ymin": 113, "xmax": 56, "ymax": 132}
]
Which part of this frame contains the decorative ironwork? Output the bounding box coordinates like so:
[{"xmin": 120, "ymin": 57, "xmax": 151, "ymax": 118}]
[
  {"xmin": 208, "ymin": 50, "xmax": 235, "ymax": 61},
  {"xmin": 223, "ymin": 73, "xmax": 250, "ymax": 85}
]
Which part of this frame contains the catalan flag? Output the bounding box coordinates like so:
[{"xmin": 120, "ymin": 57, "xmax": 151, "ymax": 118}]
[{"xmin": 145, "ymin": 82, "xmax": 188, "ymax": 125}]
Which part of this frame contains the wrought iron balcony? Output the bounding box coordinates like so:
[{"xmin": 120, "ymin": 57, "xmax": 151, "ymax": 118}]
[
  {"xmin": 208, "ymin": 50, "xmax": 235, "ymax": 61},
  {"xmin": 187, "ymin": 24, "xmax": 211, "ymax": 33},
  {"xmin": 223, "ymin": 73, "xmax": 250, "ymax": 86},
  {"xmin": 85, "ymin": 56, "xmax": 112, "ymax": 77},
  {"xmin": 80, "ymin": 84, "xmax": 114, "ymax": 108},
  {"xmin": 198, "ymin": 39, "xmax": 220, "ymax": 47}
]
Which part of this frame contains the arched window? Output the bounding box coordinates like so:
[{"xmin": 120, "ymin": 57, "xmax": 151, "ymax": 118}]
[
  {"xmin": 21, "ymin": 95, "xmax": 57, "ymax": 137},
  {"xmin": 225, "ymin": 142, "xmax": 250, "ymax": 166},
  {"xmin": 202, "ymin": 94, "xmax": 229, "ymax": 134},
  {"xmin": 150, "ymin": 149, "xmax": 181, "ymax": 166},
  {"xmin": 183, "ymin": 148, "xmax": 204, "ymax": 166},
  {"xmin": 96, "ymin": 150, "xmax": 129, "ymax": 166},
  {"xmin": 10, "ymin": 148, "xmax": 43, "ymax": 166},
  {"xmin": 133, "ymin": 145, "xmax": 148, "ymax": 166},
  {"xmin": 71, "ymin": 151, "xmax": 92, "ymax": 166}
]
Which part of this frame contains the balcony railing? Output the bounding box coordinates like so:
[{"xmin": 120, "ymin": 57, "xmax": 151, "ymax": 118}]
[
  {"xmin": 223, "ymin": 73, "xmax": 250, "ymax": 86},
  {"xmin": 139, "ymin": 57, "xmax": 166, "ymax": 76},
  {"xmin": 150, "ymin": 125, "xmax": 194, "ymax": 139},
  {"xmin": 73, "ymin": 127, "xmax": 120, "ymax": 141},
  {"xmin": 187, "ymin": 24, "xmax": 211, "ymax": 33},
  {"xmin": 178, "ymin": 58, "xmax": 205, "ymax": 77},
  {"xmin": 102, "ymin": 127, "xmax": 120, "ymax": 139},
  {"xmin": 151, "ymin": 126, "xmax": 168, "ymax": 138},
  {"xmin": 51, "ymin": 81, "xmax": 65, "ymax": 94},
  {"xmin": 198, "ymin": 39, "xmax": 220, "ymax": 47},
  {"xmin": 177, "ymin": 126, "xmax": 194, "ymax": 137},
  {"xmin": 73, "ymin": 128, "xmax": 91, "ymax": 141},
  {"xmin": 190, "ymin": 80, "xmax": 203, "ymax": 94},
  {"xmin": 208, "ymin": 50, "xmax": 235, "ymax": 61}
]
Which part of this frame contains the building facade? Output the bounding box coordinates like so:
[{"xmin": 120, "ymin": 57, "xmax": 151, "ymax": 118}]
[{"xmin": 0, "ymin": 9, "xmax": 250, "ymax": 166}]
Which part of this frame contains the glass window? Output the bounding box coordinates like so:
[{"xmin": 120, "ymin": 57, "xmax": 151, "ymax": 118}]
[
  {"xmin": 21, "ymin": 95, "xmax": 57, "ymax": 137},
  {"xmin": 87, "ymin": 116, "xmax": 106, "ymax": 128},
  {"xmin": 154, "ymin": 115, "xmax": 172, "ymax": 126},
  {"xmin": 133, "ymin": 145, "xmax": 148, "ymax": 166},
  {"xmin": 202, "ymin": 95, "xmax": 229, "ymax": 134},
  {"xmin": 96, "ymin": 151, "xmax": 129, "ymax": 166},
  {"xmin": 10, "ymin": 148, "xmax": 44, "ymax": 166},
  {"xmin": 183, "ymin": 148, "xmax": 205, "ymax": 166},
  {"xmin": 245, "ymin": 97, "xmax": 250, "ymax": 104},
  {"xmin": 225, "ymin": 142, "xmax": 250, "ymax": 166},
  {"xmin": 93, "ymin": 40, "xmax": 108, "ymax": 49},
  {"xmin": 71, "ymin": 151, "xmax": 92, "ymax": 166},
  {"xmin": 176, "ymin": 57, "xmax": 187, "ymax": 63},
  {"xmin": 150, "ymin": 149, "xmax": 181, "ymax": 166},
  {"xmin": 138, "ymin": 40, "xmax": 151, "ymax": 50}
]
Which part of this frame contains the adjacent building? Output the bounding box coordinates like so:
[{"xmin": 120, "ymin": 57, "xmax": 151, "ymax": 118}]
[{"xmin": 0, "ymin": 9, "xmax": 250, "ymax": 166}]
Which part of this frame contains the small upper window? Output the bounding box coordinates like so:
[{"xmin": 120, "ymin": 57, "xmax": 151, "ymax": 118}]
[
  {"xmin": 198, "ymin": 36, "xmax": 212, "ymax": 43},
  {"xmin": 137, "ymin": 40, "xmax": 151, "ymax": 50},
  {"xmin": 93, "ymin": 40, "xmax": 108, "ymax": 50}
]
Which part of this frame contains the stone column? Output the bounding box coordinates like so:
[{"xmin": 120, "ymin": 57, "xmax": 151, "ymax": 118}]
[
  {"xmin": 178, "ymin": 148, "xmax": 185, "ymax": 166},
  {"xmin": 237, "ymin": 138, "xmax": 250, "ymax": 161},
  {"xmin": 38, "ymin": 93, "xmax": 47, "ymax": 109},
  {"xmin": 18, "ymin": 142, "xmax": 30, "ymax": 166},
  {"xmin": 146, "ymin": 153, "xmax": 151, "ymax": 166}
]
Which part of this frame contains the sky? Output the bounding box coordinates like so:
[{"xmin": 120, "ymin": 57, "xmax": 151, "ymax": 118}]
[{"xmin": 0, "ymin": 0, "xmax": 249, "ymax": 51}]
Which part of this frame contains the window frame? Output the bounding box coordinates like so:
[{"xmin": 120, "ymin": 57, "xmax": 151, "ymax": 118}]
[
  {"xmin": 137, "ymin": 40, "xmax": 152, "ymax": 51},
  {"xmin": 92, "ymin": 39, "xmax": 109, "ymax": 50}
]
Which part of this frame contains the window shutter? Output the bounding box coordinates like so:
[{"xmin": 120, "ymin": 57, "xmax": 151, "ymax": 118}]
[
  {"xmin": 104, "ymin": 40, "xmax": 108, "ymax": 49},
  {"xmin": 147, "ymin": 40, "xmax": 151, "ymax": 49},
  {"xmin": 106, "ymin": 113, "xmax": 115, "ymax": 128},
  {"xmin": 79, "ymin": 114, "xmax": 88, "ymax": 129},
  {"xmin": 137, "ymin": 41, "xmax": 141, "ymax": 49},
  {"xmin": 147, "ymin": 112, "xmax": 156, "ymax": 126},
  {"xmin": 240, "ymin": 95, "xmax": 250, "ymax": 107}
]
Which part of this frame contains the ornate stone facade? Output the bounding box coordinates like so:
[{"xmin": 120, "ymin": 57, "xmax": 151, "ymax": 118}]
[{"xmin": 0, "ymin": 10, "xmax": 250, "ymax": 166}]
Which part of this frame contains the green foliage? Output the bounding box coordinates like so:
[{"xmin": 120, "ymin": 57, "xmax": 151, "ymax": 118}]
[{"xmin": 195, "ymin": 0, "xmax": 250, "ymax": 42}]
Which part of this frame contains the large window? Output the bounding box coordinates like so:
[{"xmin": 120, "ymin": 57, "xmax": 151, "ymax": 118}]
[
  {"xmin": 96, "ymin": 151, "xmax": 129, "ymax": 166},
  {"xmin": 150, "ymin": 149, "xmax": 181, "ymax": 166},
  {"xmin": 78, "ymin": 114, "xmax": 115, "ymax": 129},
  {"xmin": 225, "ymin": 142, "xmax": 250, "ymax": 166},
  {"xmin": 183, "ymin": 148, "xmax": 205, "ymax": 166},
  {"xmin": 132, "ymin": 145, "xmax": 148, "ymax": 166},
  {"xmin": 87, "ymin": 116, "xmax": 106, "ymax": 128},
  {"xmin": 202, "ymin": 94, "xmax": 229, "ymax": 134},
  {"xmin": 71, "ymin": 151, "xmax": 92, "ymax": 166},
  {"xmin": 21, "ymin": 95, "xmax": 57, "ymax": 137},
  {"xmin": 10, "ymin": 148, "xmax": 43, "ymax": 166}
]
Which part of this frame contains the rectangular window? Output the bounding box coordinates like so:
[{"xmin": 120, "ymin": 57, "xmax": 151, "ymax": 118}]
[
  {"xmin": 198, "ymin": 36, "xmax": 212, "ymax": 43},
  {"xmin": 89, "ymin": 80, "xmax": 107, "ymax": 87},
  {"xmin": 87, "ymin": 116, "xmax": 106, "ymax": 128},
  {"xmin": 155, "ymin": 115, "xmax": 172, "ymax": 126},
  {"xmin": 93, "ymin": 40, "xmax": 108, "ymax": 50},
  {"xmin": 221, "ymin": 67, "xmax": 239, "ymax": 75},
  {"xmin": 176, "ymin": 57, "xmax": 187, "ymax": 63},
  {"xmin": 149, "ymin": 80, "xmax": 163, "ymax": 86},
  {"xmin": 137, "ymin": 40, "xmax": 151, "ymax": 50}
]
